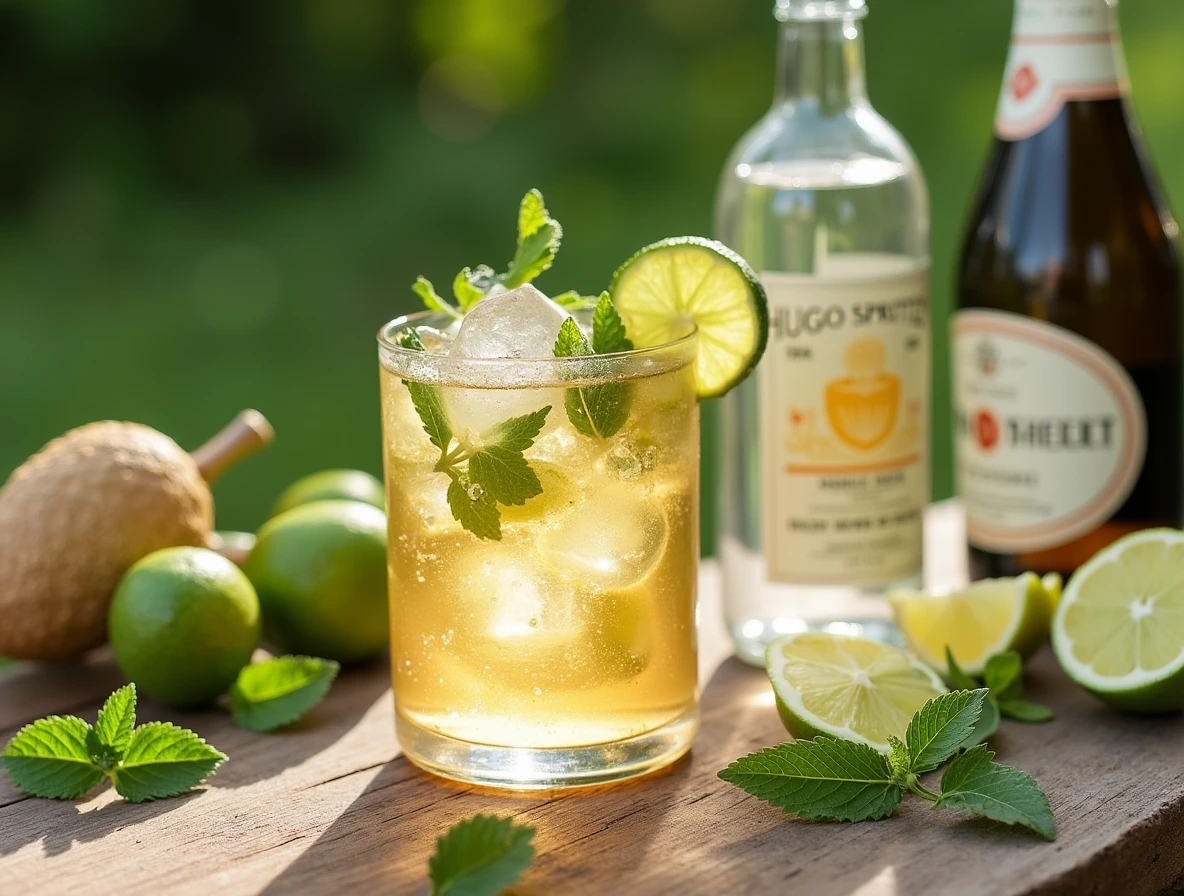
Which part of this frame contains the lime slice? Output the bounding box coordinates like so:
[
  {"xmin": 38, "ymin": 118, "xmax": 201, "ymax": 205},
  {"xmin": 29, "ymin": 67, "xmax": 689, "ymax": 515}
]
[
  {"xmin": 610, "ymin": 236, "xmax": 769, "ymax": 398},
  {"xmin": 1041, "ymin": 572, "xmax": 1063, "ymax": 614},
  {"xmin": 888, "ymin": 573, "xmax": 1051, "ymax": 676},
  {"xmin": 766, "ymin": 632, "xmax": 946, "ymax": 752},
  {"xmin": 1052, "ymin": 529, "xmax": 1184, "ymax": 713}
]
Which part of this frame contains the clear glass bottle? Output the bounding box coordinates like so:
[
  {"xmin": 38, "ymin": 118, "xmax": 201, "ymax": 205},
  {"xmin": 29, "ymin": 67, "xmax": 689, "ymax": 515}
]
[{"xmin": 714, "ymin": 0, "xmax": 930, "ymax": 664}]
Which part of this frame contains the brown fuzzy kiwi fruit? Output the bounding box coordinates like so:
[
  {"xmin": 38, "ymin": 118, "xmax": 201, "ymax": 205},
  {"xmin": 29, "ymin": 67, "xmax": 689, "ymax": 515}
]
[{"xmin": 0, "ymin": 410, "xmax": 273, "ymax": 661}]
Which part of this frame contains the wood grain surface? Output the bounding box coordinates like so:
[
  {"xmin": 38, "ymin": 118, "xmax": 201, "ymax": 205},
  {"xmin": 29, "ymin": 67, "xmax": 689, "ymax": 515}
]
[{"xmin": 2, "ymin": 509, "xmax": 1184, "ymax": 896}]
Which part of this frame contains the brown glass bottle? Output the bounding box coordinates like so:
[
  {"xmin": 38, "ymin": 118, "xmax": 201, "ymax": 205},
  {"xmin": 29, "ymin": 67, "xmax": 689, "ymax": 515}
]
[{"xmin": 953, "ymin": 0, "xmax": 1182, "ymax": 579}]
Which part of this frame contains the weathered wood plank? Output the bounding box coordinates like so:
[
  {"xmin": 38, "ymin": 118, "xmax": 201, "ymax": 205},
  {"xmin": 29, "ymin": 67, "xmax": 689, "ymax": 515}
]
[{"xmin": 2, "ymin": 507, "xmax": 1183, "ymax": 896}]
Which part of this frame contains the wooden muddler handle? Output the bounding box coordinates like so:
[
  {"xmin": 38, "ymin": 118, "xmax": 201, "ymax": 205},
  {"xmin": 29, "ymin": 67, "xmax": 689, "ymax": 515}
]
[{"xmin": 191, "ymin": 409, "xmax": 275, "ymax": 484}]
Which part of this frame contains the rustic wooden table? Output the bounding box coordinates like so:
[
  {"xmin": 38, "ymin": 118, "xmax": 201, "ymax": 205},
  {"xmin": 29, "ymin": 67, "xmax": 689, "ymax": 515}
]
[{"xmin": 3, "ymin": 505, "xmax": 1184, "ymax": 895}]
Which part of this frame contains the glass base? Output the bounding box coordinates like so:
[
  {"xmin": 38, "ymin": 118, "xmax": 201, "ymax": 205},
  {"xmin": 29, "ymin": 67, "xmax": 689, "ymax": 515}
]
[
  {"xmin": 396, "ymin": 706, "xmax": 699, "ymax": 790},
  {"xmin": 729, "ymin": 618, "xmax": 904, "ymax": 667}
]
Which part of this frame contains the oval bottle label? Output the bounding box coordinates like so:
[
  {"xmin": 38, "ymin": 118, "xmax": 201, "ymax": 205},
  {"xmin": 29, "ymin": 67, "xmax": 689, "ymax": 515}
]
[
  {"xmin": 995, "ymin": 0, "xmax": 1125, "ymax": 141},
  {"xmin": 952, "ymin": 309, "xmax": 1147, "ymax": 553}
]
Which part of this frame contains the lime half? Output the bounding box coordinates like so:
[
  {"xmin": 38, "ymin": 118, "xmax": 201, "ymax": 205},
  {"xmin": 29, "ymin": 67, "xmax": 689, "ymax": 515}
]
[
  {"xmin": 766, "ymin": 632, "xmax": 946, "ymax": 752},
  {"xmin": 888, "ymin": 573, "xmax": 1051, "ymax": 676},
  {"xmin": 1052, "ymin": 529, "xmax": 1184, "ymax": 713},
  {"xmin": 610, "ymin": 236, "xmax": 768, "ymax": 398}
]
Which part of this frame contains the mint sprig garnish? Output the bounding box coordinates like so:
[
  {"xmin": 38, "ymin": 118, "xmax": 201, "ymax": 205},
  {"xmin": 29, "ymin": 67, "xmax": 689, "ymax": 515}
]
[
  {"xmin": 1, "ymin": 684, "xmax": 225, "ymax": 802},
  {"xmin": 411, "ymin": 190, "xmax": 565, "ymax": 316},
  {"xmin": 947, "ymin": 647, "xmax": 1054, "ymax": 728},
  {"xmin": 504, "ymin": 189, "xmax": 562, "ymax": 288},
  {"xmin": 429, "ymin": 814, "xmax": 536, "ymax": 896},
  {"xmin": 396, "ymin": 330, "xmax": 550, "ymax": 540},
  {"xmin": 720, "ymin": 689, "xmax": 1055, "ymax": 840},
  {"xmin": 230, "ymin": 655, "xmax": 340, "ymax": 733},
  {"xmin": 413, "ymin": 276, "xmax": 463, "ymax": 322},
  {"xmin": 553, "ymin": 293, "xmax": 633, "ymax": 439}
]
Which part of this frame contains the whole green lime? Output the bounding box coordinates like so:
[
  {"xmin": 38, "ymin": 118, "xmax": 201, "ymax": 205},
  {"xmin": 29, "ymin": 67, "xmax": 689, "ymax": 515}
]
[
  {"xmin": 109, "ymin": 547, "xmax": 261, "ymax": 708},
  {"xmin": 271, "ymin": 469, "xmax": 384, "ymax": 517},
  {"xmin": 245, "ymin": 500, "xmax": 389, "ymax": 663}
]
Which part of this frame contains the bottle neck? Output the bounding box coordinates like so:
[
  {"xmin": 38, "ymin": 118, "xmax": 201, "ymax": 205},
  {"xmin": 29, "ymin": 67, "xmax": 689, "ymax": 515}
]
[
  {"xmin": 774, "ymin": 16, "xmax": 867, "ymax": 113},
  {"xmin": 996, "ymin": 0, "xmax": 1128, "ymax": 140}
]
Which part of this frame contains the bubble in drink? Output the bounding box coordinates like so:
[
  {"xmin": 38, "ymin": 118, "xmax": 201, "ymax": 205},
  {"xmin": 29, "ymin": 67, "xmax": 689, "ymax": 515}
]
[
  {"xmin": 449, "ymin": 284, "xmax": 571, "ymax": 360},
  {"xmin": 541, "ymin": 483, "xmax": 668, "ymax": 590}
]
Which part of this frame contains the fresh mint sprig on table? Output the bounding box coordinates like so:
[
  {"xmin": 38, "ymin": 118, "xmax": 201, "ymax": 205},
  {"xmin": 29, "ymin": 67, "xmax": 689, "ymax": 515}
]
[
  {"xmin": 428, "ymin": 814, "xmax": 537, "ymax": 896},
  {"xmin": 1, "ymin": 684, "xmax": 225, "ymax": 802},
  {"xmin": 719, "ymin": 689, "xmax": 1055, "ymax": 840},
  {"xmin": 947, "ymin": 647, "xmax": 1055, "ymax": 725},
  {"xmin": 230, "ymin": 655, "xmax": 340, "ymax": 733}
]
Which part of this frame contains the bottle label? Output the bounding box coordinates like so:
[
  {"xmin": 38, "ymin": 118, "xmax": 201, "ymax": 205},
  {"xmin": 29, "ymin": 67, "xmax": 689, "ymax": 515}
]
[
  {"xmin": 995, "ymin": 0, "xmax": 1125, "ymax": 141},
  {"xmin": 759, "ymin": 257, "xmax": 929, "ymax": 587},
  {"xmin": 952, "ymin": 309, "xmax": 1146, "ymax": 552}
]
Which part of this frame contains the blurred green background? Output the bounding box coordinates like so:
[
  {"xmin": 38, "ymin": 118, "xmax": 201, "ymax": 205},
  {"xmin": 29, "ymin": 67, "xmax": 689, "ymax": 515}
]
[{"xmin": 1, "ymin": 0, "xmax": 1181, "ymax": 553}]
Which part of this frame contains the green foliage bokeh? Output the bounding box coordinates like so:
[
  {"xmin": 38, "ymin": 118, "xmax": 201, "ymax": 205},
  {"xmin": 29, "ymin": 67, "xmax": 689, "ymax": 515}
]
[{"xmin": 0, "ymin": 0, "xmax": 1180, "ymax": 552}]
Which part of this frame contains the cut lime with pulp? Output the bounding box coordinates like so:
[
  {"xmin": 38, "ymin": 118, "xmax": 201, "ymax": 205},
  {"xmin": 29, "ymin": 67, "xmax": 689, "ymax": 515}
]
[
  {"xmin": 888, "ymin": 573, "xmax": 1051, "ymax": 676},
  {"xmin": 766, "ymin": 632, "xmax": 946, "ymax": 752},
  {"xmin": 610, "ymin": 236, "xmax": 768, "ymax": 398},
  {"xmin": 1052, "ymin": 529, "xmax": 1184, "ymax": 713}
]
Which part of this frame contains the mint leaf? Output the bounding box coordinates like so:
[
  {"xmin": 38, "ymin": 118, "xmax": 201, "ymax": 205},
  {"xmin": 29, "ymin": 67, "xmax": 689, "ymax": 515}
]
[
  {"xmin": 110, "ymin": 722, "xmax": 226, "ymax": 803},
  {"xmin": 552, "ymin": 290, "xmax": 597, "ymax": 310},
  {"xmin": 453, "ymin": 267, "xmax": 485, "ymax": 311},
  {"xmin": 945, "ymin": 647, "xmax": 979, "ymax": 691},
  {"xmin": 396, "ymin": 326, "xmax": 453, "ymax": 453},
  {"xmin": 564, "ymin": 382, "xmax": 630, "ymax": 440},
  {"xmin": 503, "ymin": 190, "xmax": 562, "ymax": 288},
  {"xmin": 414, "ymin": 276, "xmax": 461, "ymax": 320},
  {"xmin": 447, "ymin": 474, "xmax": 502, "ymax": 541},
  {"xmin": 397, "ymin": 327, "xmax": 427, "ymax": 351},
  {"xmin": 466, "ymin": 406, "xmax": 550, "ymax": 507},
  {"xmin": 1, "ymin": 716, "xmax": 103, "ymax": 800},
  {"xmin": 905, "ymin": 689, "xmax": 988, "ymax": 773},
  {"xmin": 553, "ymin": 316, "xmax": 590, "ymax": 357},
  {"xmin": 468, "ymin": 448, "xmax": 543, "ymax": 507},
  {"xmin": 553, "ymin": 318, "xmax": 631, "ymax": 440},
  {"xmin": 408, "ymin": 383, "xmax": 452, "ymax": 453},
  {"xmin": 93, "ymin": 683, "xmax": 136, "ymax": 756},
  {"xmin": 718, "ymin": 737, "xmax": 902, "ymax": 822},
  {"xmin": 429, "ymin": 813, "xmax": 536, "ymax": 896},
  {"xmin": 937, "ymin": 744, "xmax": 1055, "ymax": 840},
  {"xmin": 947, "ymin": 649, "xmax": 1053, "ymax": 725},
  {"xmin": 591, "ymin": 293, "xmax": 633, "ymax": 354},
  {"xmin": 965, "ymin": 693, "xmax": 1001, "ymax": 748},
  {"xmin": 998, "ymin": 698, "xmax": 1055, "ymax": 723},
  {"xmin": 479, "ymin": 406, "xmax": 551, "ymax": 453},
  {"xmin": 230, "ymin": 656, "xmax": 340, "ymax": 733},
  {"xmin": 983, "ymin": 652, "xmax": 1023, "ymax": 698}
]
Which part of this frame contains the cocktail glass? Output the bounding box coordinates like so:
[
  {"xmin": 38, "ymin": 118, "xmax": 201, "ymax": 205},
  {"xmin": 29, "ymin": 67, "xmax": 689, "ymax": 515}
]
[{"xmin": 378, "ymin": 310, "xmax": 699, "ymax": 789}]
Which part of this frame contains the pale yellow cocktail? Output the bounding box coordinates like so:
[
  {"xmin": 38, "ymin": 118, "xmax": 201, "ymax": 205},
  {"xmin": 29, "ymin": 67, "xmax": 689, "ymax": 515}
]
[{"xmin": 379, "ymin": 310, "xmax": 699, "ymax": 788}]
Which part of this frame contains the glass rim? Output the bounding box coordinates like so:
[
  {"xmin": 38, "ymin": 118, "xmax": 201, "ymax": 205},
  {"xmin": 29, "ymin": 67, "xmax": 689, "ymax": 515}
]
[{"xmin": 377, "ymin": 309, "xmax": 698, "ymax": 383}]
